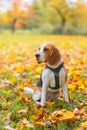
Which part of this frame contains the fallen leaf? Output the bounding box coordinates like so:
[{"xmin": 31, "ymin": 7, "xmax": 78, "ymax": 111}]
[
  {"xmin": 73, "ymin": 108, "xmax": 80, "ymax": 115},
  {"xmin": 3, "ymin": 113, "xmax": 11, "ymax": 121},
  {"xmin": 4, "ymin": 119, "xmax": 10, "ymax": 125},
  {"xmin": 18, "ymin": 108, "xmax": 28, "ymax": 114},
  {"xmin": 59, "ymin": 111, "xmax": 75, "ymax": 122},
  {"xmin": 51, "ymin": 110, "xmax": 63, "ymax": 117},
  {"xmin": 5, "ymin": 125, "xmax": 16, "ymax": 130},
  {"xmin": 0, "ymin": 80, "xmax": 13, "ymax": 86},
  {"xmin": 81, "ymin": 121, "xmax": 87, "ymax": 129},
  {"xmin": 20, "ymin": 118, "xmax": 34, "ymax": 128},
  {"xmin": 26, "ymin": 123, "xmax": 34, "ymax": 128},
  {"xmin": 36, "ymin": 121, "xmax": 45, "ymax": 126},
  {"xmin": 73, "ymin": 108, "xmax": 85, "ymax": 115},
  {"xmin": 20, "ymin": 118, "xmax": 29, "ymax": 124}
]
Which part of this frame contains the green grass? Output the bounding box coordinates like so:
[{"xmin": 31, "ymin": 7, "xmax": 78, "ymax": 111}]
[
  {"xmin": 0, "ymin": 30, "xmax": 87, "ymax": 48},
  {"xmin": 0, "ymin": 30, "xmax": 87, "ymax": 130}
]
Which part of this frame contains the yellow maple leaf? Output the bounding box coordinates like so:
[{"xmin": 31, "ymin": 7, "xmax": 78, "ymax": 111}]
[
  {"xmin": 10, "ymin": 77, "xmax": 17, "ymax": 83},
  {"xmin": 81, "ymin": 121, "xmax": 87, "ymax": 128},
  {"xmin": 79, "ymin": 84, "xmax": 85, "ymax": 90},
  {"xmin": 36, "ymin": 121, "xmax": 45, "ymax": 126},
  {"xmin": 2, "ymin": 113, "xmax": 11, "ymax": 121},
  {"xmin": 18, "ymin": 84, "xmax": 25, "ymax": 89},
  {"xmin": 15, "ymin": 66, "xmax": 24, "ymax": 73},
  {"xmin": 59, "ymin": 111, "xmax": 75, "ymax": 122},
  {"xmin": 74, "ymin": 70, "xmax": 82, "ymax": 75},
  {"xmin": 68, "ymin": 84, "xmax": 76, "ymax": 91},
  {"xmin": 3, "ymin": 90, "xmax": 11, "ymax": 94}
]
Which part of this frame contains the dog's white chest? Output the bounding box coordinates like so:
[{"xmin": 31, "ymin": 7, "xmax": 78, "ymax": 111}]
[{"xmin": 42, "ymin": 69, "xmax": 57, "ymax": 91}]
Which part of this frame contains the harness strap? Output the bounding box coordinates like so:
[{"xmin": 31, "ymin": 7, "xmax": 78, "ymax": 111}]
[
  {"xmin": 46, "ymin": 63, "xmax": 64, "ymax": 73},
  {"xmin": 46, "ymin": 63, "xmax": 64, "ymax": 90},
  {"xmin": 36, "ymin": 63, "xmax": 64, "ymax": 90}
]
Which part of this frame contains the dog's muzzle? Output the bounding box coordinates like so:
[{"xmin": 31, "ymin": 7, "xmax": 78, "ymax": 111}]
[
  {"xmin": 35, "ymin": 54, "xmax": 47, "ymax": 63},
  {"xmin": 35, "ymin": 54, "xmax": 40, "ymax": 59},
  {"xmin": 35, "ymin": 54, "xmax": 40, "ymax": 63}
]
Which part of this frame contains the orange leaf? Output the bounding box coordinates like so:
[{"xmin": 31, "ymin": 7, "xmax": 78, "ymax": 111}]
[{"xmin": 81, "ymin": 121, "xmax": 87, "ymax": 128}]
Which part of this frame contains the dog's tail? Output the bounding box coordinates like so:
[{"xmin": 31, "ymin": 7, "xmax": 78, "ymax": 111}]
[{"xmin": 24, "ymin": 87, "xmax": 34, "ymax": 94}]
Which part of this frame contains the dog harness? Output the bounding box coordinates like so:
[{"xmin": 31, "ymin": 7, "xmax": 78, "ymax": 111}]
[{"xmin": 36, "ymin": 62, "xmax": 64, "ymax": 90}]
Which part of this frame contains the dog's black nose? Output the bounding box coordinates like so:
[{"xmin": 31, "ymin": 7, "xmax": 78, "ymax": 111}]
[{"xmin": 35, "ymin": 54, "xmax": 40, "ymax": 59}]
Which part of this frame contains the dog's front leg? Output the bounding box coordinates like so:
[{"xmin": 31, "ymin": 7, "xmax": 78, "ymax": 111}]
[
  {"xmin": 40, "ymin": 82, "xmax": 48, "ymax": 106},
  {"xmin": 35, "ymin": 82, "xmax": 48, "ymax": 107},
  {"xmin": 61, "ymin": 83, "xmax": 70, "ymax": 103}
]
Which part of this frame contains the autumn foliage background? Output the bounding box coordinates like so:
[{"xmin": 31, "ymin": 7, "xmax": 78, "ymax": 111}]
[
  {"xmin": 0, "ymin": 0, "xmax": 87, "ymax": 130},
  {"xmin": 0, "ymin": 0, "xmax": 87, "ymax": 34}
]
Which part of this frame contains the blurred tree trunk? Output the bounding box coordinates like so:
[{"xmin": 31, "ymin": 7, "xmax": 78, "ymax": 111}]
[
  {"xmin": 1, "ymin": 0, "xmax": 34, "ymax": 34},
  {"xmin": 61, "ymin": 18, "xmax": 66, "ymax": 34},
  {"xmin": 55, "ymin": 8, "xmax": 66, "ymax": 34},
  {"xmin": 48, "ymin": 0, "xmax": 75, "ymax": 34},
  {"xmin": 11, "ymin": 18, "xmax": 17, "ymax": 33}
]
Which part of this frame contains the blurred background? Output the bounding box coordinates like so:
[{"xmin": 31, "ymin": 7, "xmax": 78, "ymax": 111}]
[{"xmin": 0, "ymin": 0, "xmax": 87, "ymax": 35}]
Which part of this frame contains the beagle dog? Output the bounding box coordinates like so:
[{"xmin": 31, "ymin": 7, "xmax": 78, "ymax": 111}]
[{"xmin": 24, "ymin": 42, "xmax": 70, "ymax": 106}]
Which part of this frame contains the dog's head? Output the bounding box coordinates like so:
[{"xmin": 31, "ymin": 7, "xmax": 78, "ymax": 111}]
[{"xmin": 35, "ymin": 42, "xmax": 61, "ymax": 65}]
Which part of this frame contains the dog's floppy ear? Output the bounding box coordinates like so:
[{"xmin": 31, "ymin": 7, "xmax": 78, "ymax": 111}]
[{"xmin": 45, "ymin": 44, "xmax": 61, "ymax": 65}]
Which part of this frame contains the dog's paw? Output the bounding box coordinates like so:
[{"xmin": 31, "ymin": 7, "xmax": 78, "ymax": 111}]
[
  {"xmin": 35, "ymin": 101, "xmax": 45, "ymax": 107},
  {"xmin": 33, "ymin": 92, "xmax": 41, "ymax": 101},
  {"xmin": 40, "ymin": 102, "xmax": 45, "ymax": 107}
]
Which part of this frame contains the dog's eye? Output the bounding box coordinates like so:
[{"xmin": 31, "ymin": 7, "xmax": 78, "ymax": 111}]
[{"xmin": 44, "ymin": 47, "xmax": 48, "ymax": 52}]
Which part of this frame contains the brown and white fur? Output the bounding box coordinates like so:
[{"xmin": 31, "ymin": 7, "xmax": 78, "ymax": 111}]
[{"xmin": 24, "ymin": 42, "xmax": 70, "ymax": 106}]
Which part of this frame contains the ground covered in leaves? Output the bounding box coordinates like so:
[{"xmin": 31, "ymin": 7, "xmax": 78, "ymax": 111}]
[{"xmin": 0, "ymin": 32, "xmax": 87, "ymax": 130}]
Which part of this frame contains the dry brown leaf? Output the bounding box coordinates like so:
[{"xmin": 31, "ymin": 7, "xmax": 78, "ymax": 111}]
[
  {"xmin": 20, "ymin": 118, "xmax": 29, "ymax": 124},
  {"xmin": 73, "ymin": 108, "xmax": 85, "ymax": 116},
  {"xmin": 20, "ymin": 118, "xmax": 34, "ymax": 128},
  {"xmin": 0, "ymin": 80, "xmax": 13, "ymax": 86},
  {"xmin": 74, "ymin": 115, "xmax": 81, "ymax": 120},
  {"xmin": 73, "ymin": 108, "xmax": 80, "ymax": 115},
  {"xmin": 26, "ymin": 123, "xmax": 34, "ymax": 128},
  {"xmin": 18, "ymin": 108, "xmax": 28, "ymax": 114},
  {"xmin": 5, "ymin": 125, "xmax": 16, "ymax": 130},
  {"xmin": 51, "ymin": 110, "xmax": 63, "ymax": 117}
]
